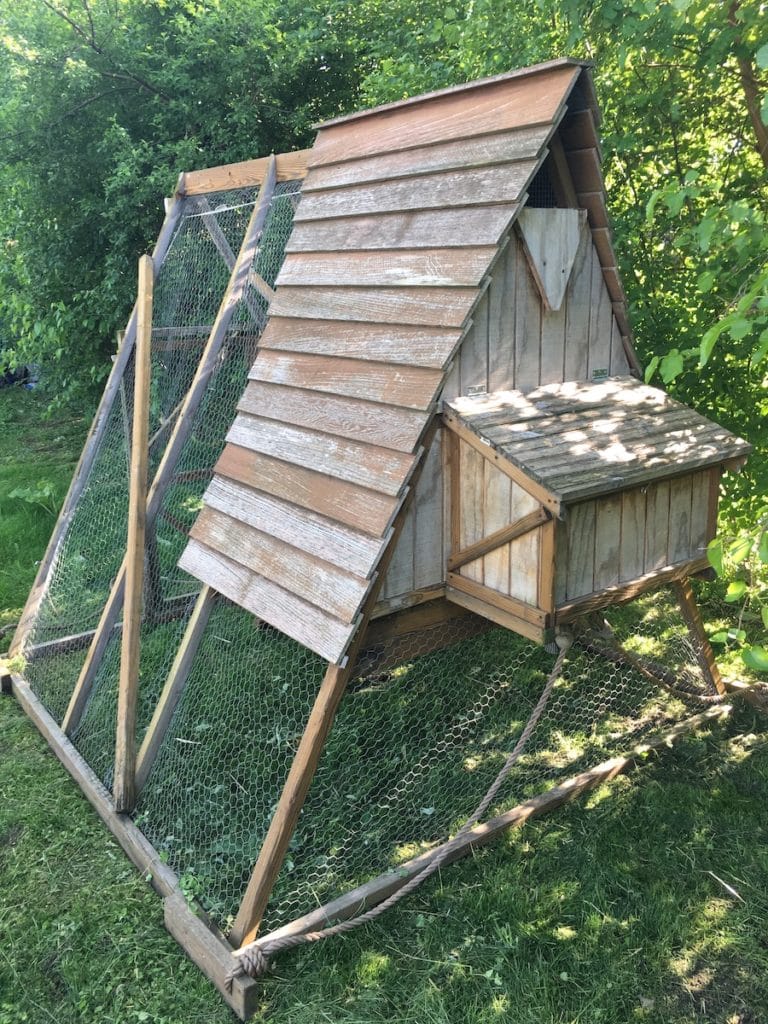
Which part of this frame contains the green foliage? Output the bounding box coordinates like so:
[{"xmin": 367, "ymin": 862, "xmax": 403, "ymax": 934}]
[{"xmin": 0, "ymin": 0, "xmax": 360, "ymax": 404}]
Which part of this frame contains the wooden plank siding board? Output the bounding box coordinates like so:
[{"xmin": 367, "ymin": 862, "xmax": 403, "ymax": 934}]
[
  {"xmin": 304, "ymin": 127, "xmax": 552, "ymax": 191},
  {"xmin": 190, "ymin": 507, "xmax": 369, "ymax": 622},
  {"xmin": 644, "ymin": 480, "xmax": 671, "ymax": 572},
  {"xmin": 564, "ymin": 228, "xmax": 593, "ymax": 380},
  {"xmin": 248, "ymin": 350, "xmax": 443, "ymax": 410},
  {"xmin": 179, "ymin": 540, "xmax": 354, "ymax": 663},
  {"xmin": 482, "ymin": 459, "xmax": 512, "ymax": 593},
  {"xmin": 508, "ymin": 480, "xmax": 541, "ymax": 604},
  {"xmin": 488, "ymin": 232, "xmax": 517, "ymax": 391},
  {"xmin": 587, "ymin": 245, "xmax": 613, "ymax": 380},
  {"xmin": 269, "ymin": 285, "xmax": 478, "ymax": 328},
  {"xmin": 689, "ymin": 471, "xmax": 711, "ymax": 556},
  {"xmin": 203, "ymin": 475, "xmax": 387, "ymax": 577},
  {"xmin": 278, "ymin": 247, "xmax": 497, "ymax": 288},
  {"xmin": 669, "ymin": 475, "xmax": 693, "ymax": 564},
  {"xmin": 294, "ymin": 163, "xmax": 538, "ymax": 222},
  {"xmin": 594, "ymin": 496, "xmax": 622, "ymax": 591},
  {"xmin": 619, "ymin": 487, "xmax": 647, "ymax": 583},
  {"xmin": 227, "ymin": 414, "xmax": 415, "ymax": 497},
  {"xmin": 459, "ymin": 439, "xmax": 485, "ymax": 582},
  {"xmin": 381, "ymin": 501, "xmax": 416, "ymax": 599},
  {"xmin": 286, "ymin": 205, "xmax": 520, "ymax": 253},
  {"xmin": 460, "ymin": 284, "xmax": 490, "ymax": 394},
  {"xmin": 214, "ymin": 444, "xmax": 398, "ymax": 538},
  {"xmin": 238, "ymin": 381, "xmax": 426, "ymax": 453},
  {"xmin": 413, "ymin": 431, "xmax": 445, "ymax": 590},
  {"xmin": 566, "ymin": 500, "xmax": 596, "ymax": 599},
  {"xmin": 308, "ymin": 65, "xmax": 580, "ymax": 166},
  {"xmin": 513, "ymin": 239, "xmax": 542, "ymax": 393},
  {"xmin": 261, "ymin": 318, "xmax": 463, "ymax": 369}
]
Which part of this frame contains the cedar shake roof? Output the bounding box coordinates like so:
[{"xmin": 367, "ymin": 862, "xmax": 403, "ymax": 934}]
[
  {"xmin": 178, "ymin": 59, "xmax": 636, "ymax": 663},
  {"xmin": 445, "ymin": 378, "xmax": 752, "ymax": 505}
]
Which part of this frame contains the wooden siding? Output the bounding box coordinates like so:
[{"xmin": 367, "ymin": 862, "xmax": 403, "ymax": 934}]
[
  {"xmin": 183, "ymin": 62, "xmax": 587, "ymax": 663},
  {"xmin": 555, "ymin": 469, "xmax": 717, "ymax": 604},
  {"xmin": 378, "ymin": 230, "xmax": 630, "ymax": 608}
]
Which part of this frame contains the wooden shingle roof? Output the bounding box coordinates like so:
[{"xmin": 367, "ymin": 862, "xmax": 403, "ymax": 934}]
[
  {"xmin": 179, "ymin": 59, "xmax": 608, "ymax": 663},
  {"xmin": 445, "ymin": 377, "xmax": 751, "ymax": 505}
]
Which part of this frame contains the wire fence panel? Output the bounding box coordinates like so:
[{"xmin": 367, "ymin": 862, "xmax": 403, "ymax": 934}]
[
  {"xmin": 21, "ymin": 181, "xmax": 300, "ymax": 740},
  {"xmin": 128, "ymin": 584, "xmax": 719, "ymax": 937}
]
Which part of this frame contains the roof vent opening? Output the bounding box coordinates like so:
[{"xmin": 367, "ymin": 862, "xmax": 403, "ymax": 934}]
[{"xmin": 527, "ymin": 160, "xmax": 558, "ymax": 208}]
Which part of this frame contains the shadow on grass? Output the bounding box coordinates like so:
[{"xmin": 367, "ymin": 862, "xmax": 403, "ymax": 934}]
[{"xmin": 254, "ymin": 705, "xmax": 768, "ymax": 1024}]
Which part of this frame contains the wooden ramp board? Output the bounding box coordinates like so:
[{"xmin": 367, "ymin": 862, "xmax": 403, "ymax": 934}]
[{"xmin": 180, "ymin": 62, "xmax": 596, "ymax": 664}]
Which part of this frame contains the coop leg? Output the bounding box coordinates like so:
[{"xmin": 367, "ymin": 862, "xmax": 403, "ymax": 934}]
[
  {"xmin": 135, "ymin": 586, "xmax": 217, "ymax": 794},
  {"xmin": 671, "ymin": 579, "xmax": 726, "ymax": 695}
]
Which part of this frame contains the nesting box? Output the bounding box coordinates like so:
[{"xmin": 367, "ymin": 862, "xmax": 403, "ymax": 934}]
[{"xmin": 443, "ymin": 379, "xmax": 749, "ymax": 643}]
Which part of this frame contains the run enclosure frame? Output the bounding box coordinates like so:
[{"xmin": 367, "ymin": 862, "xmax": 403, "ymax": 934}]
[{"xmin": 1, "ymin": 146, "xmax": 753, "ymax": 1018}]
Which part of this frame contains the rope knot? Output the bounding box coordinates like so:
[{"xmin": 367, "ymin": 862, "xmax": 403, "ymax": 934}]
[{"xmin": 226, "ymin": 945, "xmax": 271, "ymax": 991}]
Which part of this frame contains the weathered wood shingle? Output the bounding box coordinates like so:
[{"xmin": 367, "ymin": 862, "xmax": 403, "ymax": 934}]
[{"xmin": 446, "ymin": 377, "xmax": 751, "ymax": 504}]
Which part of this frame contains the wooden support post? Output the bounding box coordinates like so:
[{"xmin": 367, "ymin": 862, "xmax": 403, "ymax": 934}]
[
  {"xmin": 250, "ymin": 703, "xmax": 732, "ymax": 953},
  {"xmin": 62, "ymin": 157, "xmax": 278, "ymax": 737},
  {"xmin": 229, "ymin": 432, "xmax": 436, "ymax": 949},
  {"xmin": 114, "ymin": 255, "xmax": 153, "ymax": 813},
  {"xmin": 672, "ymin": 578, "xmax": 726, "ymax": 695},
  {"xmin": 10, "ymin": 194, "xmax": 184, "ymax": 658},
  {"xmin": 135, "ymin": 586, "xmax": 217, "ymax": 794}
]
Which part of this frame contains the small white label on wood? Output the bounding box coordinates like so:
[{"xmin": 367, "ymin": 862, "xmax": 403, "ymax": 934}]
[{"xmin": 517, "ymin": 207, "xmax": 588, "ymax": 312}]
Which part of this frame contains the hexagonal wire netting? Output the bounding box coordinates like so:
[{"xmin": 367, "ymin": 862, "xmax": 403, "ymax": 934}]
[
  {"xmin": 16, "ymin": 173, "xmax": 723, "ymax": 946},
  {"xmin": 134, "ymin": 586, "xmax": 719, "ymax": 936}
]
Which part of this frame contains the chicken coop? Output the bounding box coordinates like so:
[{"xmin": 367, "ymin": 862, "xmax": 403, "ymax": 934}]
[{"xmin": 4, "ymin": 58, "xmax": 755, "ymax": 1017}]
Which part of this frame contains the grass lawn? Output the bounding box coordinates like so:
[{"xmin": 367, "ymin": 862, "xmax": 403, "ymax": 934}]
[{"xmin": 1, "ymin": 385, "xmax": 767, "ymax": 1024}]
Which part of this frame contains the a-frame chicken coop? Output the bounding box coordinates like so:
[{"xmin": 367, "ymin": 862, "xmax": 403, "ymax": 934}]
[{"xmin": 4, "ymin": 58, "xmax": 757, "ymax": 1015}]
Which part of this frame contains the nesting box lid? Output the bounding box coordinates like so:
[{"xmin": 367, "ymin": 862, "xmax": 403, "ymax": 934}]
[{"xmin": 445, "ymin": 377, "xmax": 751, "ymax": 505}]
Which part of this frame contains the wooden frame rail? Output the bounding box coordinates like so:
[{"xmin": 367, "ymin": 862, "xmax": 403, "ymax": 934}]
[{"xmin": 178, "ymin": 150, "xmax": 311, "ymax": 197}]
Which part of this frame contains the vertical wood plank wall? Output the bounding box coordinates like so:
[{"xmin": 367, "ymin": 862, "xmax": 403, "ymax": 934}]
[
  {"xmin": 377, "ymin": 230, "xmax": 630, "ymax": 610},
  {"xmin": 554, "ymin": 468, "xmax": 715, "ymax": 604}
]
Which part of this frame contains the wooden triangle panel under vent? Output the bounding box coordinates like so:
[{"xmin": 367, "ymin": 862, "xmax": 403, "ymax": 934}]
[{"xmin": 517, "ymin": 208, "xmax": 588, "ymax": 312}]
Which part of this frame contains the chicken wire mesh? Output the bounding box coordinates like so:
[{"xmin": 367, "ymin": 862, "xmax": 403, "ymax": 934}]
[
  {"xmin": 18, "ymin": 179, "xmax": 302, "ymax": 740},
  {"xmin": 132, "ymin": 584, "xmax": 720, "ymax": 938}
]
